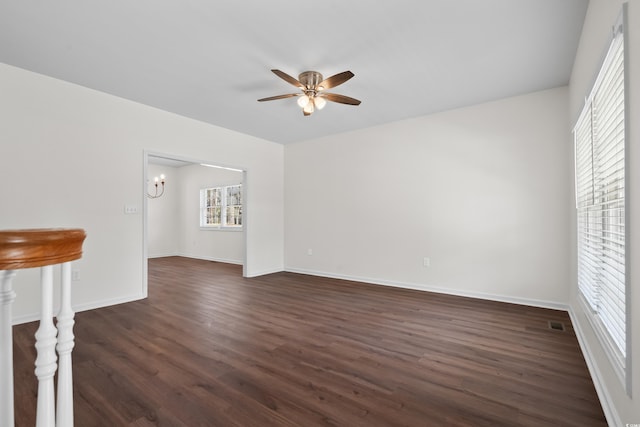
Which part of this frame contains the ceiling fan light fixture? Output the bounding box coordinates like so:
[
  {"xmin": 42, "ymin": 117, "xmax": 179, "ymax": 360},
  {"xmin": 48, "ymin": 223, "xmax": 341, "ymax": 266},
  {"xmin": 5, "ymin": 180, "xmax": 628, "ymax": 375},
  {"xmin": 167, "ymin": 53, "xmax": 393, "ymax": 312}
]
[
  {"xmin": 314, "ymin": 96, "xmax": 326, "ymax": 110},
  {"xmin": 303, "ymin": 101, "xmax": 315, "ymax": 114},
  {"xmin": 297, "ymin": 95, "xmax": 310, "ymax": 108}
]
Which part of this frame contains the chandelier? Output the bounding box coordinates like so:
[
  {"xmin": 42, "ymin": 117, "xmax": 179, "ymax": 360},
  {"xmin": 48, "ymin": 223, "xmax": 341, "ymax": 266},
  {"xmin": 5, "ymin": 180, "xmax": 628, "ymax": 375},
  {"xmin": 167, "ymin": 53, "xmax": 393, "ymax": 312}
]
[{"xmin": 147, "ymin": 174, "xmax": 166, "ymax": 199}]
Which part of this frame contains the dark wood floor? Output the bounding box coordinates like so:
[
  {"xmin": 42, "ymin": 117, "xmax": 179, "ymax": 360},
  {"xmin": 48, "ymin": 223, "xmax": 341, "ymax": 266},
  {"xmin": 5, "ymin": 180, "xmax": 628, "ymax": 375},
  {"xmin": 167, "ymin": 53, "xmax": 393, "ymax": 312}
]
[{"xmin": 12, "ymin": 257, "xmax": 606, "ymax": 426}]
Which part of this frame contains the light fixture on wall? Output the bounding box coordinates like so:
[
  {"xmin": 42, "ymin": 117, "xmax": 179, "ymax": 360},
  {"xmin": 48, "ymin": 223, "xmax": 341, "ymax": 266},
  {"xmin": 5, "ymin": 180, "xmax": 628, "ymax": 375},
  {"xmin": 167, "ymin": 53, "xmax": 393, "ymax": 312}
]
[{"xmin": 147, "ymin": 174, "xmax": 166, "ymax": 199}]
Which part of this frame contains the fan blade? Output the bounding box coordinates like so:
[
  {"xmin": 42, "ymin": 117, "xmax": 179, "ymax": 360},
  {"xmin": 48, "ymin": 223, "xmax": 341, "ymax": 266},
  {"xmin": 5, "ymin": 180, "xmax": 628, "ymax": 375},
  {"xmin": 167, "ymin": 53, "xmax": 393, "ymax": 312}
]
[
  {"xmin": 271, "ymin": 69, "xmax": 304, "ymax": 88},
  {"xmin": 321, "ymin": 93, "xmax": 361, "ymax": 105},
  {"xmin": 318, "ymin": 71, "xmax": 354, "ymax": 90},
  {"xmin": 257, "ymin": 94, "xmax": 300, "ymax": 102}
]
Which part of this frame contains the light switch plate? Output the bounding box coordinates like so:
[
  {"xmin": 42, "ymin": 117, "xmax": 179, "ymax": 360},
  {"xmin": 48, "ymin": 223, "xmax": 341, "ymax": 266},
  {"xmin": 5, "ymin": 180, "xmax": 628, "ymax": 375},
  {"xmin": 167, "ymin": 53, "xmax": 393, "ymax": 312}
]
[{"xmin": 124, "ymin": 205, "xmax": 138, "ymax": 214}]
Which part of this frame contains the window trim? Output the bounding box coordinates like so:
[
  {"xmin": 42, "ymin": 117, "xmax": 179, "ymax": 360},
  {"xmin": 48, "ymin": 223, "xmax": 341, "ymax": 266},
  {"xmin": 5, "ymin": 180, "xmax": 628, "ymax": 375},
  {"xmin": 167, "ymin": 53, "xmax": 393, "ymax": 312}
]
[
  {"xmin": 199, "ymin": 184, "xmax": 243, "ymax": 231},
  {"xmin": 621, "ymin": 3, "xmax": 632, "ymax": 396}
]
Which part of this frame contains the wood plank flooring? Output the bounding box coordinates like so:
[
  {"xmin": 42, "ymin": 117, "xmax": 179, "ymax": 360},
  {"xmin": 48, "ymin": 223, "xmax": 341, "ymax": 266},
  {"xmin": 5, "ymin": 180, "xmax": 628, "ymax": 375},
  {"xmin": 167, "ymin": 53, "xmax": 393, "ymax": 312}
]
[{"xmin": 12, "ymin": 256, "xmax": 606, "ymax": 426}]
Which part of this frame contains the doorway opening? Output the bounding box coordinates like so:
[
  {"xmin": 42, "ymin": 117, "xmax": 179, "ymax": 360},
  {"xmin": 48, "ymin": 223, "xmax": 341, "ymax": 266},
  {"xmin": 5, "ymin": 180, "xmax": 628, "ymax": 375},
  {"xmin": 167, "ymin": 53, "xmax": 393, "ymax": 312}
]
[{"xmin": 143, "ymin": 151, "xmax": 247, "ymax": 297}]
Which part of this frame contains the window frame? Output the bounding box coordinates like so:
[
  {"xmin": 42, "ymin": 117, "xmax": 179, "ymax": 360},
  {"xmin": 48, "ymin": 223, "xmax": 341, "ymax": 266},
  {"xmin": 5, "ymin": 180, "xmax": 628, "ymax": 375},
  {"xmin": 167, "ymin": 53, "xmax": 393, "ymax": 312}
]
[{"xmin": 199, "ymin": 184, "xmax": 243, "ymax": 230}]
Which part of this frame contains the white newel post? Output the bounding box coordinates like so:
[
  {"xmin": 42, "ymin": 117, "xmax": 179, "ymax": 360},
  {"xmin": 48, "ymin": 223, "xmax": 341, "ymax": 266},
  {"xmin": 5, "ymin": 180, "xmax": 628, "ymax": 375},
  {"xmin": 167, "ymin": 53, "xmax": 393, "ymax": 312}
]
[
  {"xmin": 0, "ymin": 228, "xmax": 86, "ymax": 427},
  {"xmin": 1, "ymin": 270, "xmax": 17, "ymax": 427},
  {"xmin": 56, "ymin": 262, "xmax": 75, "ymax": 427}
]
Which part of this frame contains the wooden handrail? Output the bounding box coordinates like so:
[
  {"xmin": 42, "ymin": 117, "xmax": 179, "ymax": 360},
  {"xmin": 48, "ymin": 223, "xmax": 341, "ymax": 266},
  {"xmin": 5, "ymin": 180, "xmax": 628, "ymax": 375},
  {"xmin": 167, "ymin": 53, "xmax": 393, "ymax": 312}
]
[{"xmin": 0, "ymin": 228, "xmax": 86, "ymax": 270}]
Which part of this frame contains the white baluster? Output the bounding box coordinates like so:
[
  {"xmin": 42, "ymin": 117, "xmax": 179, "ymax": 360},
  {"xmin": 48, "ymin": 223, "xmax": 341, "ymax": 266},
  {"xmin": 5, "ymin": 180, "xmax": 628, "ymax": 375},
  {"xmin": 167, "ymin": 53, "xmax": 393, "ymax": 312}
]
[
  {"xmin": 1, "ymin": 270, "xmax": 17, "ymax": 427},
  {"xmin": 56, "ymin": 262, "xmax": 74, "ymax": 427},
  {"xmin": 34, "ymin": 265, "xmax": 57, "ymax": 427}
]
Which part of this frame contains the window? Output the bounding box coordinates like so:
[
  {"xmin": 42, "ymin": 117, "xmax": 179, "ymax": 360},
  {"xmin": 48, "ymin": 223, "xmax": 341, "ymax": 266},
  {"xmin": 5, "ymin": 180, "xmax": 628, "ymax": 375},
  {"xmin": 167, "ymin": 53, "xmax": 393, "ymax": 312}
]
[
  {"xmin": 573, "ymin": 20, "xmax": 627, "ymax": 382},
  {"xmin": 200, "ymin": 184, "xmax": 242, "ymax": 229}
]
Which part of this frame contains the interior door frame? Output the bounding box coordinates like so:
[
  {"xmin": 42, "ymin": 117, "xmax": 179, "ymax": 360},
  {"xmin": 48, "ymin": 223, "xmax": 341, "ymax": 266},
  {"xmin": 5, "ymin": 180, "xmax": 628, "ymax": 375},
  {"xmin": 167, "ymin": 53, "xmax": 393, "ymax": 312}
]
[{"xmin": 143, "ymin": 150, "xmax": 248, "ymax": 297}]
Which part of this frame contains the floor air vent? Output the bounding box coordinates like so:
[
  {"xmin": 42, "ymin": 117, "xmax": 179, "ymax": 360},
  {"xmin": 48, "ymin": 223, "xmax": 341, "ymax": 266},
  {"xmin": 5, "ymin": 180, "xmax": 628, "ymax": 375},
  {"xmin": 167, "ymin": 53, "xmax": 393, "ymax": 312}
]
[{"xmin": 548, "ymin": 321, "xmax": 566, "ymax": 331}]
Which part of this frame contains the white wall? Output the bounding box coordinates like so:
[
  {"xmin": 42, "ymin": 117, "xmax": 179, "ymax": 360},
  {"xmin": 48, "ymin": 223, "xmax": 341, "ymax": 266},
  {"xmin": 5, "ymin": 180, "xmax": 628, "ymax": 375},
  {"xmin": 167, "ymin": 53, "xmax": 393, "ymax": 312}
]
[
  {"xmin": 0, "ymin": 63, "xmax": 284, "ymax": 321},
  {"xmin": 568, "ymin": 1, "xmax": 640, "ymax": 425},
  {"xmin": 285, "ymin": 87, "xmax": 571, "ymax": 308},
  {"xmin": 177, "ymin": 164, "xmax": 244, "ymax": 264}
]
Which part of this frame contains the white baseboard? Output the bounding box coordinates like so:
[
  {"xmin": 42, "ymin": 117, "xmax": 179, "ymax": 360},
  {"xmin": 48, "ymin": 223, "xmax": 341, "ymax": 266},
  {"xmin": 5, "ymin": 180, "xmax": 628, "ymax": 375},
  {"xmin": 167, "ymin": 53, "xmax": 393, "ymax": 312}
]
[
  {"xmin": 147, "ymin": 252, "xmax": 178, "ymax": 259},
  {"xmin": 148, "ymin": 252, "xmax": 243, "ymax": 265},
  {"xmin": 244, "ymin": 267, "xmax": 284, "ymax": 278},
  {"xmin": 149, "ymin": 254, "xmax": 277, "ymax": 278},
  {"xmin": 12, "ymin": 293, "xmax": 146, "ymax": 325},
  {"xmin": 176, "ymin": 253, "xmax": 243, "ymax": 265},
  {"xmin": 284, "ymin": 267, "xmax": 569, "ymax": 311},
  {"xmin": 568, "ymin": 307, "xmax": 621, "ymax": 427}
]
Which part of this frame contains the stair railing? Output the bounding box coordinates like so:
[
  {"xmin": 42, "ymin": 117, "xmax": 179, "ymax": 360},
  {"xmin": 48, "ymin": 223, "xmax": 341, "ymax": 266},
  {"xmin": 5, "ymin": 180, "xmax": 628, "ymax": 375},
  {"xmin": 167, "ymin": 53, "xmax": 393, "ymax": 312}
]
[{"xmin": 0, "ymin": 228, "xmax": 86, "ymax": 427}]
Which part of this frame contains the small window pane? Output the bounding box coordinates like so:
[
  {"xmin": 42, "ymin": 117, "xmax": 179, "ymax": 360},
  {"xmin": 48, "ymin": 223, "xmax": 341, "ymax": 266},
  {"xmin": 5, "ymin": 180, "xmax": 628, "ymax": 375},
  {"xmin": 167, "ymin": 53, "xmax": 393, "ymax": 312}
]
[{"xmin": 226, "ymin": 206, "xmax": 242, "ymax": 226}]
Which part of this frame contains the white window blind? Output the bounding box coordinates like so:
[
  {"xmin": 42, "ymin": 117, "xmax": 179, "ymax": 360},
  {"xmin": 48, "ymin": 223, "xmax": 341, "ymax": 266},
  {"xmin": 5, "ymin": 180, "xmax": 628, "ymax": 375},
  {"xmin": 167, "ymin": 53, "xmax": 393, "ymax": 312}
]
[{"xmin": 574, "ymin": 29, "xmax": 626, "ymax": 367}]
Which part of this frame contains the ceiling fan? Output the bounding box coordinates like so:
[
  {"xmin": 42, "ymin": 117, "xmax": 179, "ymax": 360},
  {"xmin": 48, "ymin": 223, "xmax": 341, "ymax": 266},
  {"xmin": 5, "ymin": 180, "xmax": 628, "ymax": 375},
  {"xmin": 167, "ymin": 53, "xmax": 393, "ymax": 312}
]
[{"xmin": 258, "ymin": 69, "xmax": 361, "ymax": 116}]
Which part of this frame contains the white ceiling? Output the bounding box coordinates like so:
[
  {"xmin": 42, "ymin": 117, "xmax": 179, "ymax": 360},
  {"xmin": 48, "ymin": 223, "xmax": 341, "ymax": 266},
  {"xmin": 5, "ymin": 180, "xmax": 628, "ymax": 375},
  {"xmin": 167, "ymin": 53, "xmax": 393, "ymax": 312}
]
[{"xmin": 0, "ymin": 0, "xmax": 589, "ymax": 144}]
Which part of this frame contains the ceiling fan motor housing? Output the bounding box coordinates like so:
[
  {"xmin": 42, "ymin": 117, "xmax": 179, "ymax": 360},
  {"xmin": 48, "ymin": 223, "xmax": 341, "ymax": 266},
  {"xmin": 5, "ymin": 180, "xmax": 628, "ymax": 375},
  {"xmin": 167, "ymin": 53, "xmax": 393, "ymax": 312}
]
[{"xmin": 299, "ymin": 71, "xmax": 324, "ymax": 90}]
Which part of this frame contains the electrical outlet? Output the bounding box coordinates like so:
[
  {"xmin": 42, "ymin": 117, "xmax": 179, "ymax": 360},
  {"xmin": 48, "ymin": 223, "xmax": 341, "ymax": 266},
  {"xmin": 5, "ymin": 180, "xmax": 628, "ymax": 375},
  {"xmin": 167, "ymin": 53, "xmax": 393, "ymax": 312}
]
[
  {"xmin": 423, "ymin": 257, "xmax": 430, "ymax": 267},
  {"xmin": 72, "ymin": 270, "xmax": 80, "ymax": 281},
  {"xmin": 307, "ymin": 248, "xmax": 313, "ymax": 256}
]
